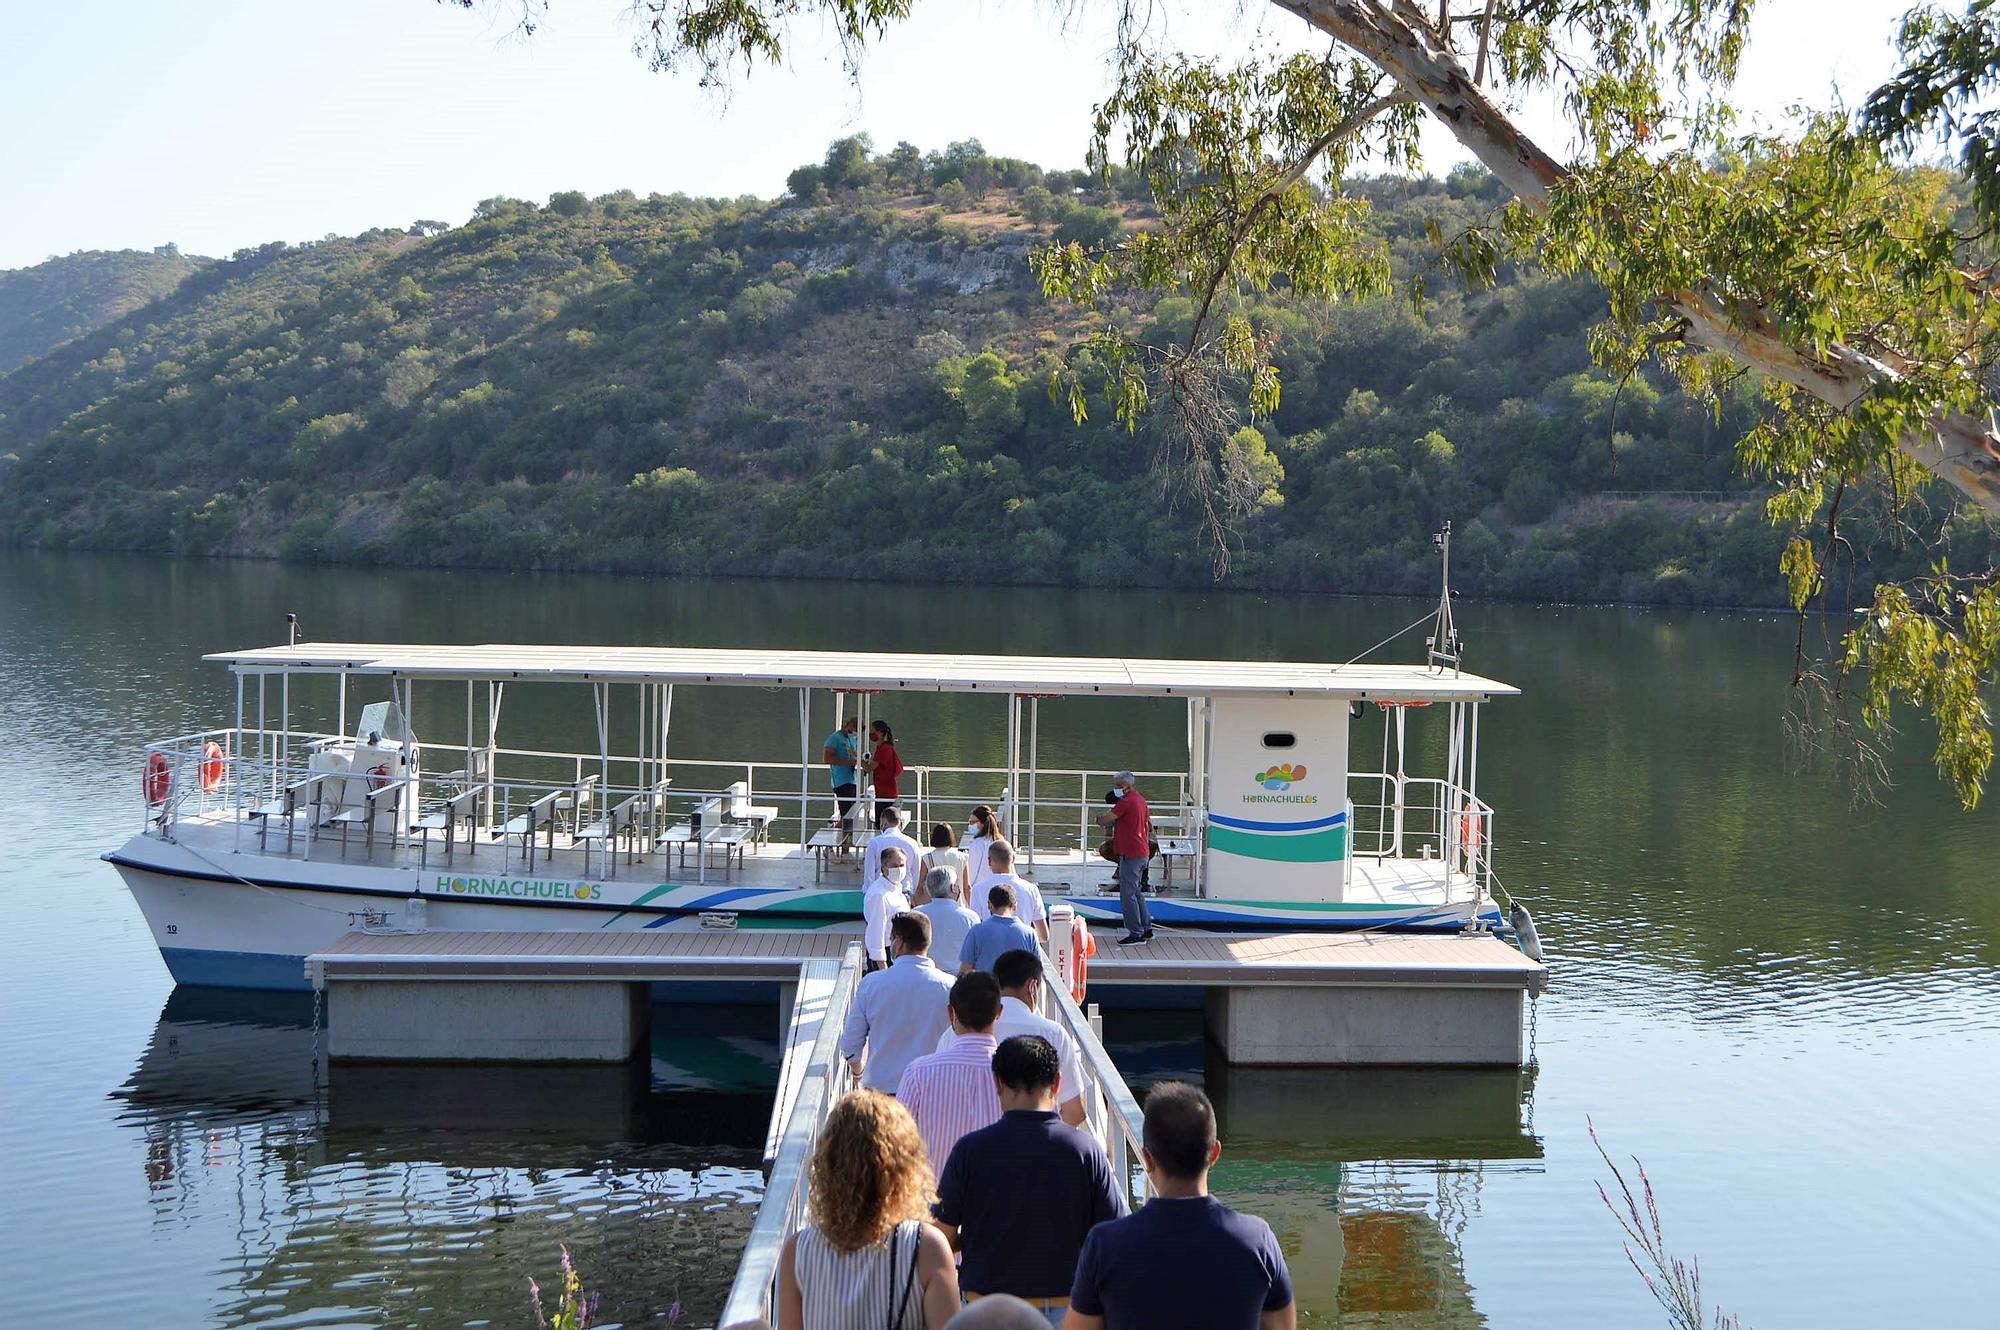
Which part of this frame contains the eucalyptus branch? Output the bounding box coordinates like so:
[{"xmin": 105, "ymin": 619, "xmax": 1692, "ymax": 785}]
[
  {"xmin": 1473, "ymin": 0, "xmax": 1499, "ymax": 82},
  {"xmin": 1187, "ymin": 90, "xmax": 1414, "ymax": 351}
]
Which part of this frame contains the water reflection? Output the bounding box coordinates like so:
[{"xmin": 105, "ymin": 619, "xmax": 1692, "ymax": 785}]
[
  {"xmin": 113, "ymin": 990, "xmax": 773, "ymax": 1327},
  {"xmin": 1104, "ymin": 1012, "xmax": 1541, "ymax": 1327}
]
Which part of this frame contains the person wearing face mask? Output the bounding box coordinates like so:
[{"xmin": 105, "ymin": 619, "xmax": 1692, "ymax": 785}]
[
  {"xmin": 861, "ymin": 719, "xmax": 904, "ymax": 808},
  {"xmin": 964, "ymin": 804, "xmax": 1004, "ymax": 919},
  {"xmin": 1097, "ymin": 771, "xmax": 1154, "ymax": 946},
  {"xmin": 863, "ymin": 846, "xmax": 915, "ymax": 971},
  {"xmin": 865, "ymin": 802, "xmax": 923, "ymax": 885}
]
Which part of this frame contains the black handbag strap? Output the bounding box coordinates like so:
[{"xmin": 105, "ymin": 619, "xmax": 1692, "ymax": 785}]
[{"xmin": 885, "ymin": 1221, "xmax": 920, "ymax": 1329}]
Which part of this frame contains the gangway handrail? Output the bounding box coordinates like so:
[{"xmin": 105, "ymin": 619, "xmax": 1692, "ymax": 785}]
[
  {"xmin": 718, "ymin": 921, "xmax": 1152, "ymax": 1326},
  {"xmin": 1039, "ymin": 922, "xmax": 1153, "ymax": 1212},
  {"xmin": 719, "ymin": 942, "xmax": 867, "ymax": 1327}
]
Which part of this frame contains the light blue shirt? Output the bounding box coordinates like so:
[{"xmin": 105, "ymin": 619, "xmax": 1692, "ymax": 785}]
[
  {"xmin": 825, "ymin": 729, "xmax": 857, "ymax": 787},
  {"xmin": 917, "ymin": 899, "xmax": 979, "ymax": 976},
  {"xmin": 839, "ymin": 954, "xmax": 954, "ymax": 1092},
  {"xmin": 959, "ymin": 914, "xmax": 1040, "ymax": 974}
]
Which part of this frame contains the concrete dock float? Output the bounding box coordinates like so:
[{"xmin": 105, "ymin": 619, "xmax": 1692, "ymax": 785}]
[{"xmin": 307, "ymin": 925, "xmax": 1546, "ymax": 1067}]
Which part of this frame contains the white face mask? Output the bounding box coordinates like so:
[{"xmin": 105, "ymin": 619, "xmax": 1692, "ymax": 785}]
[{"xmin": 884, "ymin": 865, "xmax": 906, "ymax": 884}]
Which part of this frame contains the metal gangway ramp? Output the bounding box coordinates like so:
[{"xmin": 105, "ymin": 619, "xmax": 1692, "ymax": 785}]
[{"xmin": 717, "ymin": 922, "xmax": 1151, "ymax": 1327}]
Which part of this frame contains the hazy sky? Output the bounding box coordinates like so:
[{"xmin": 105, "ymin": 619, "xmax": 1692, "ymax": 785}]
[{"xmin": 2, "ymin": 0, "xmax": 1912, "ymax": 271}]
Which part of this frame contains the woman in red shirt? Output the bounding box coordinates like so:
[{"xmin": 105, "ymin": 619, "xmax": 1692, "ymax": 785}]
[{"xmin": 864, "ymin": 720, "xmax": 904, "ymax": 804}]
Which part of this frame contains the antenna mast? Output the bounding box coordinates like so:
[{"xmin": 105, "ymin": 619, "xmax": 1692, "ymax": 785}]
[{"xmin": 1426, "ymin": 522, "xmax": 1461, "ymax": 674}]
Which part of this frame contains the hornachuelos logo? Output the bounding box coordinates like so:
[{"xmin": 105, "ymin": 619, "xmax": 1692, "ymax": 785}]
[
  {"xmin": 1246, "ymin": 762, "xmax": 1318, "ymax": 805},
  {"xmin": 432, "ymin": 874, "xmax": 601, "ymax": 901}
]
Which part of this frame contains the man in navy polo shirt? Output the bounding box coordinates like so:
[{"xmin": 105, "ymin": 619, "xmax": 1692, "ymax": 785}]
[
  {"xmin": 934, "ymin": 1036, "xmax": 1126, "ymax": 1328},
  {"xmin": 1064, "ymin": 1081, "xmax": 1295, "ymax": 1330}
]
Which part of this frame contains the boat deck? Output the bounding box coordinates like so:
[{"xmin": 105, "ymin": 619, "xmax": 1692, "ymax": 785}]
[
  {"xmin": 175, "ymin": 813, "xmax": 1476, "ymax": 909},
  {"xmin": 309, "ymin": 927, "xmax": 1546, "ymax": 993}
]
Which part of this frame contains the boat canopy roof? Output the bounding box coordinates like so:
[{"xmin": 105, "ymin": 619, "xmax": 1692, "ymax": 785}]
[{"xmin": 205, "ymin": 642, "xmax": 1518, "ymax": 702}]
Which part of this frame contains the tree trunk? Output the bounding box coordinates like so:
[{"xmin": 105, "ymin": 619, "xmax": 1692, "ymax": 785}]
[{"xmin": 1275, "ymin": 0, "xmax": 2000, "ymax": 518}]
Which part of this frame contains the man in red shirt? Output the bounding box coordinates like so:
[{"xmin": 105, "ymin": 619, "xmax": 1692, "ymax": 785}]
[{"xmin": 1098, "ymin": 770, "xmax": 1153, "ymax": 945}]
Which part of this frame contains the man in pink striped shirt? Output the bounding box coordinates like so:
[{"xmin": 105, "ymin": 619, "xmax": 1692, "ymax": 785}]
[{"xmin": 896, "ymin": 970, "xmax": 1003, "ymax": 1174}]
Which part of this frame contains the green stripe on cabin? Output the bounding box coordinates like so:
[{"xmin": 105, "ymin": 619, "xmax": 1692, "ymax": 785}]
[{"xmin": 1206, "ymin": 822, "xmax": 1348, "ymax": 863}]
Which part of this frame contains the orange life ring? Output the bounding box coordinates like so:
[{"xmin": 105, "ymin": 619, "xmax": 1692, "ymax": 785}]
[
  {"xmin": 200, "ymin": 741, "xmax": 225, "ymax": 794},
  {"xmin": 1459, "ymin": 803, "xmax": 1483, "ymax": 865},
  {"xmin": 1071, "ymin": 926, "xmax": 1095, "ymax": 1004},
  {"xmin": 367, "ymin": 764, "xmax": 391, "ymax": 791},
  {"xmin": 144, "ymin": 753, "xmax": 172, "ymax": 806}
]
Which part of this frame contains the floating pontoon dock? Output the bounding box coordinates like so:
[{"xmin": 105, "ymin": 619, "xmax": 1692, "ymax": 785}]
[{"xmin": 306, "ymin": 923, "xmax": 1546, "ymax": 1066}]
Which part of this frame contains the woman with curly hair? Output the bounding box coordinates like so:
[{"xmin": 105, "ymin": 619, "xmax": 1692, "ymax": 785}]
[{"xmin": 777, "ymin": 1090, "xmax": 959, "ymax": 1330}]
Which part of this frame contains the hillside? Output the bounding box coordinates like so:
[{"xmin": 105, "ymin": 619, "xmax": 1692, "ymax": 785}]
[
  {"xmin": 1, "ymin": 142, "xmax": 1991, "ymax": 603},
  {"xmin": 0, "ymin": 247, "xmax": 204, "ymax": 373}
]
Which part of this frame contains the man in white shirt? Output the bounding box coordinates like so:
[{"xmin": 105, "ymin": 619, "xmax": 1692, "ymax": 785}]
[
  {"xmin": 982, "ymin": 840, "xmax": 1048, "ymax": 944},
  {"xmin": 940, "ymin": 945, "xmax": 1088, "ymax": 1127},
  {"xmin": 864, "ymin": 802, "xmax": 921, "ymax": 884},
  {"xmin": 862, "ymin": 845, "xmax": 913, "ymax": 969},
  {"xmin": 839, "ymin": 911, "xmax": 953, "ymax": 1092}
]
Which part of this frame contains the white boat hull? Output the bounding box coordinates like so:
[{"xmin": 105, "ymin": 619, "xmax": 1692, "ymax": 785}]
[{"xmin": 109, "ymin": 830, "xmax": 1497, "ymax": 992}]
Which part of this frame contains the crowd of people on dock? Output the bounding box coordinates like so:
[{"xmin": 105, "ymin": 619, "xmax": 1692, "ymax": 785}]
[{"xmin": 759, "ymin": 910, "xmax": 1297, "ymax": 1330}]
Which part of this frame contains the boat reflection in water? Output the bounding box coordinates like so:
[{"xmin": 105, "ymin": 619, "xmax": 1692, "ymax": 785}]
[
  {"xmin": 112, "ymin": 988, "xmax": 775, "ymax": 1327},
  {"xmin": 1106, "ymin": 1011, "xmax": 1541, "ymax": 1327}
]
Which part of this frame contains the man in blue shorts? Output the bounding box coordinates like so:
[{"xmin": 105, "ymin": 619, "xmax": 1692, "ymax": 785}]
[{"xmin": 1064, "ymin": 1081, "xmax": 1295, "ymax": 1330}]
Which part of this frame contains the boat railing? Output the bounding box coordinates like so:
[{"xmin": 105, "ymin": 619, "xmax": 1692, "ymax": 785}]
[
  {"xmin": 404, "ymin": 742, "xmax": 1196, "ymax": 862},
  {"xmin": 716, "ymin": 916, "xmax": 1148, "ymax": 1326},
  {"xmin": 1347, "ymin": 772, "xmax": 1496, "ymax": 899}
]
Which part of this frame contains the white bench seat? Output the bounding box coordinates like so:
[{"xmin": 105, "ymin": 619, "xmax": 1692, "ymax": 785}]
[
  {"xmin": 412, "ymin": 786, "xmax": 483, "ymax": 866},
  {"xmin": 576, "ymin": 794, "xmax": 644, "ymax": 878},
  {"xmin": 499, "ymin": 789, "xmax": 564, "ymax": 870},
  {"xmin": 723, "ymin": 780, "xmax": 778, "ymax": 848}
]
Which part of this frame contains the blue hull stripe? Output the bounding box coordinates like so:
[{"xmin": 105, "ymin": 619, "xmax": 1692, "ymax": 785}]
[
  {"xmin": 1207, "ymin": 810, "xmax": 1349, "ymax": 833},
  {"xmin": 680, "ymin": 886, "xmax": 801, "ymax": 910}
]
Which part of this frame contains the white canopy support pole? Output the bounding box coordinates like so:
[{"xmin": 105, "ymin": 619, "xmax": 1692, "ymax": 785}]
[
  {"xmin": 234, "ymin": 674, "xmax": 245, "ymax": 765},
  {"xmin": 1468, "ymin": 702, "xmax": 1480, "ymax": 805},
  {"xmin": 860, "ymin": 692, "xmax": 872, "ymax": 824},
  {"xmin": 398, "ymin": 677, "xmax": 416, "ymax": 851},
  {"xmin": 403, "ymin": 677, "xmax": 418, "ymax": 772},
  {"xmin": 595, "ymin": 681, "xmax": 610, "ymax": 804},
  {"xmin": 279, "ymin": 665, "xmax": 290, "ymax": 785},
  {"xmin": 1026, "ymin": 696, "xmax": 1040, "ymax": 870},
  {"xmin": 1004, "ymin": 693, "xmax": 1020, "ymax": 836},
  {"xmin": 486, "ymin": 681, "xmax": 504, "ymax": 836},
  {"xmin": 337, "ymin": 670, "xmax": 348, "ymax": 740},
  {"xmin": 1195, "ymin": 695, "xmax": 1212, "ymax": 898},
  {"xmin": 1392, "ymin": 704, "xmax": 1407, "ymax": 859},
  {"xmin": 798, "ymin": 687, "xmax": 810, "ymax": 847},
  {"xmin": 465, "ymin": 680, "xmax": 475, "ymax": 787},
  {"xmin": 1377, "ymin": 707, "xmax": 1391, "ymax": 857},
  {"xmin": 257, "ymin": 674, "xmax": 268, "ymax": 796},
  {"xmin": 1468, "ymin": 701, "xmax": 1482, "ymax": 890},
  {"xmin": 1444, "ymin": 701, "xmax": 1462, "ymax": 879}
]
